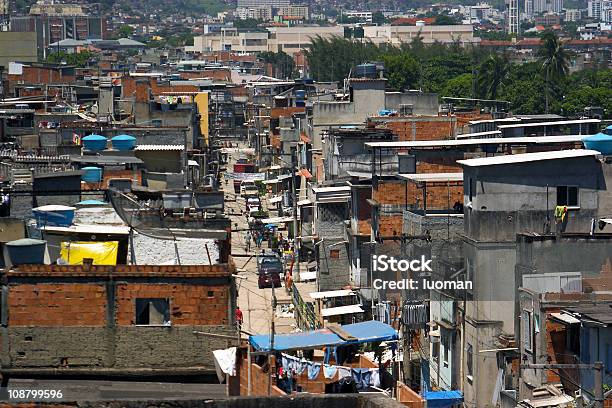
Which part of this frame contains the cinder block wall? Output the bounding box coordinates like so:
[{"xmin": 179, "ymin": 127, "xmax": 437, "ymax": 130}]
[{"xmin": 1, "ymin": 264, "xmax": 237, "ymax": 373}]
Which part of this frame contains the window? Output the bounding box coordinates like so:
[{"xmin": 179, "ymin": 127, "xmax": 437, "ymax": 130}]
[
  {"xmin": 522, "ymin": 310, "xmax": 533, "ymax": 353},
  {"xmin": 557, "ymin": 186, "xmax": 579, "ymax": 207},
  {"xmin": 330, "ymin": 249, "xmax": 340, "ymax": 259},
  {"xmin": 442, "ymin": 334, "xmax": 450, "ymax": 366},
  {"xmin": 135, "ymin": 298, "xmax": 170, "ymax": 326},
  {"xmin": 432, "ymin": 340, "xmax": 440, "ymax": 362},
  {"xmin": 466, "ymin": 343, "xmax": 473, "ymax": 379},
  {"xmin": 468, "ymin": 178, "xmax": 476, "ymax": 202}
]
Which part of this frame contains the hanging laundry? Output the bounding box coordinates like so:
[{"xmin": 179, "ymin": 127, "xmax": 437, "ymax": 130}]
[
  {"xmin": 351, "ymin": 368, "xmax": 373, "ymax": 390},
  {"xmin": 402, "ymin": 302, "xmax": 429, "ymax": 327},
  {"xmin": 307, "ymin": 362, "xmax": 321, "ymax": 380},
  {"xmin": 370, "ymin": 368, "xmax": 381, "ymax": 388},
  {"xmin": 554, "ymin": 205, "xmax": 568, "ymax": 223},
  {"xmin": 323, "ymin": 364, "xmax": 338, "ymax": 379},
  {"xmin": 337, "ymin": 366, "xmax": 351, "ymax": 379}
]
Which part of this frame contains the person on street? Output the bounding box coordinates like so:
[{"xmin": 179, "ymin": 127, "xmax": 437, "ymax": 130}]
[
  {"xmin": 235, "ymin": 306, "xmax": 243, "ymax": 331},
  {"xmin": 245, "ymin": 231, "xmax": 252, "ymax": 252}
]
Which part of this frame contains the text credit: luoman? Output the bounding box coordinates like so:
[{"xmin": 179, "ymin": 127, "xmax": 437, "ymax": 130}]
[{"xmin": 372, "ymin": 255, "xmax": 472, "ymax": 290}]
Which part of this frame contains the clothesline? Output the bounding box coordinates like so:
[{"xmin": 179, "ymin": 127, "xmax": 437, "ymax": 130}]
[{"xmin": 280, "ymin": 353, "xmax": 380, "ymax": 389}]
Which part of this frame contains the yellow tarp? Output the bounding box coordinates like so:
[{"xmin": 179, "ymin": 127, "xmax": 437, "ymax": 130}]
[{"xmin": 60, "ymin": 241, "xmax": 119, "ymax": 265}]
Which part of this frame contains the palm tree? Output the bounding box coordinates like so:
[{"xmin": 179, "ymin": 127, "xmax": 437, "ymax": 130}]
[
  {"xmin": 538, "ymin": 31, "xmax": 571, "ymax": 113},
  {"xmin": 477, "ymin": 52, "xmax": 510, "ymax": 101}
]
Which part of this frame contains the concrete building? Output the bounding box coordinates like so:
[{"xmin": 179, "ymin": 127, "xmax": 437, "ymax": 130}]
[
  {"xmin": 10, "ymin": 3, "xmax": 105, "ymax": 58},
  {"xmin": 363, "ymin": 24, "xmax": 479, "ymax": 46},
  {"xmin": 565, "ymin": 8, "xmax": 582, "ymax": 21},
  {"xmin": 344, "ymin": 11, "xmax": 373, "ymax": 22},
  {"xmin": 186, "ymin": 28, "xmax": 269, "ymax": 53},
  {"xmin": 235, "ymin": 6, "xmax": 273, "ymax": 21},
  {"xmin": 0, "ymin": 32, "xmax": 37, "ymax": 70},
  {"xmin": 0, "ymin": 264, "xmax": 237, "ymax": 377},
  {"xmin": 237, "ymin": 0, "xmax": 289, "ymax": 7},
  {"xmin": 516, "ymin": 233, "xmax": 612, "ymax": 405},
  {"xmin": 266, "ymin": 26, "xmax": 344, "ymax": 54},
  {"xmin": 457, "ymin": 149, "xmax": 612, "ymax": 407},
  {"xmin": 276, "ymin": 6, "xmax": 309, "ymax": 20}
]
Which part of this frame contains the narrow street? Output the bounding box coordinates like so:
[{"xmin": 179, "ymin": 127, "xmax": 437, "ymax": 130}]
[{"xmin": 221, "ymin": 145, "xmax": 296, "ymax": 337}]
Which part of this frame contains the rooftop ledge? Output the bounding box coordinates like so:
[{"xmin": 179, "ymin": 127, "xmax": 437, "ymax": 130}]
[{"xmin": 5, "ymin": 263, "xmax": 235, "ymax": 278}]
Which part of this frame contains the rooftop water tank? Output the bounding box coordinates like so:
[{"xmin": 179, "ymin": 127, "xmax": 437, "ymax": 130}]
[
  {"xmin": 6, "ymin": 238, "xmax": 47, "ymax": 265},
  {"xmin": 111, "ymin": 134, "xmax": 137, "ymax": 151},
  {"xmin": 355, "ymin": 63, "xmax": 377, "ymax": 79},
  {"xmin": 583, "ymin": 132, "xmax": 612, "ymax": 155},
  {"xmin": 81, "ymin": 167, "xmax": 103, "ymax": 183},
  {"xmin": 82, "ymin": 134, "xmax": 108, "ymax": 151},
  {"xmin": 32, "ymin": 205, "xmax": 76, "ymax": 227},
  {"xmin": 605, "ymin": 125, "xmax": 612, "ymax": 136}
]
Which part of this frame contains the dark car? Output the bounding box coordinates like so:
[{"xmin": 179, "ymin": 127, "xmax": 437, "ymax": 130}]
[{"xmin": 258, "ymin": 256, "xmax": 283, "ymax": 289}]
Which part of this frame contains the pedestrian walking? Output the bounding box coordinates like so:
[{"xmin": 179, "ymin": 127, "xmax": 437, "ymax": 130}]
[
  {"xmin": 245, "ymin": 231, "xmax": 252, "ymax": 252},
  {"xmin": 235, "ymin": 306, "xmax": 243, "ymax": 331}
]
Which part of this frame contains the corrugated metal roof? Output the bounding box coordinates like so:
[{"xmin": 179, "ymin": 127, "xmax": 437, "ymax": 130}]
[
  {"xmin": 397, "ymin": 172, "xmax": 463, "ymax": 183},
  {"xmin": 365, "ymin": 135, "xmax": 588, "ymax": 148},
  {"xmin": 321, "ymin": 304, "xmax": 365, "ymax": 317},
  {"xmin": 457, "ymin": 149, "xmax": 600, "ymax": 167},
  {"xmin": 497, "ymin": 119, "xmax": 600, "ymax": 129},
  {"xmin": 134, "ymin": 144, "xmax": 184, "ymax": 151}
]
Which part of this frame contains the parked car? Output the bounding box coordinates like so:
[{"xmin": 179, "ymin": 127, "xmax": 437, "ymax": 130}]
[
  {"xmin": 240, "ymin": 180, "xmax": 259, "ymax": 197},
  {"xmin": 257, "ymin": 254, "xmax": 283, "ymax": 289}
]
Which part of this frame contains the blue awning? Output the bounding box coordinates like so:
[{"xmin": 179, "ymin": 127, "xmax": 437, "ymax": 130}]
[
  {"xmin": 423, "ymin": 390, "xmax": 463, "ymax": 408},
  {"xmin": 249, "ymin": 320, "xmax": 399, "ymax": 352}
]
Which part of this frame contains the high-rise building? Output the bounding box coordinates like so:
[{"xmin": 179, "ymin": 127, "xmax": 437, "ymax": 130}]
[
  {"xmin": 507, "ymin": 0, "xmax": 519, "ymax": 34},
  {"xmin": 525, "ymin": 0, "xmax": 534, "ymax": 17},
  {"xmin": 588, "ymin": 0, "xmax": 603, "ymax": 18},
  {"xmin": 237, "ymin": 0, "xmax": 290, "ymax": 7},
  {"xmin": 10, "ymin": 2, "xmax": 105, "ymax": 58},
  {"xmin": 565, "ymin": 8, "xmax": 582, "ymax": 21}
]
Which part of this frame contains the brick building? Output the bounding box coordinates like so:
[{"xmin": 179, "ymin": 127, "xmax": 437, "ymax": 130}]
[{"xmin": 0, "ymin": 263, "xmax": 237, "ymax": 377}]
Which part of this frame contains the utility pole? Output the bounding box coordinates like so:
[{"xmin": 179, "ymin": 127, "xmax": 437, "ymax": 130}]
[
  {"xmin": 268, "ymin": 282, "xmax": 276, "ymax": 396},
  {"xmin": 520, "ymin": 362, "xmax": 604, "ymax": 408},
  {"xmin": 291, "ymin": 145, "xmax": 299, "ymax": 282}
]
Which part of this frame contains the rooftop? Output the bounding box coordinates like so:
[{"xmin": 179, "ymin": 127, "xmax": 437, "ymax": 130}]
[{"xmin": 457, "ymin": 149, "xmax": 601, "ymax": 167}]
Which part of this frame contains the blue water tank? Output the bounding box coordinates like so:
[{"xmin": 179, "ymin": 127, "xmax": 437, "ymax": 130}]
[
  {"xmin": 605, "ymin": 125, "xmax": 612, "ymax": 136},
  {"xmin": 6, "ymin": 238, "xmax": 47, "ymax": 265},
  {"xmin": 111, "ymin": 134, "xmax": 137, "ymax": 151},
  {"xmin": 81, "ymin": 166, "xmax": 103, "ymax": 183},
  {"xmin": 32, "ymin": 205, "xmax": 76, "ymax": 227},
  {"xmin": 82, "ymin": 134, "xmax": 108, "ymax": 151},
  {"xmin": 355, "ymin": 63, "xmax": 377, "ymax": 78},
  {"xmin": 583, "ymin": 132, "xmax": 612, "ymax": 155}
]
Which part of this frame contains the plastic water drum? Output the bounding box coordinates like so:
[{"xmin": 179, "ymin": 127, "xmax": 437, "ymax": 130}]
[
  {"xmin": 82, "ymin": 134, "xmax": 108, "ymax": 151},
  {"xmin": 32, "ymin": 205, "xmax": 76, "ymax": 227},
  {"xmin": 6, "ymin": 238, "xmax": 47, "ymax": 265},
  {"xmin": 111, "ymin": 134, "xmax": 137, "ymax": 151},
  {"xmin": 583, "ymin": 132, "xmax": 612, "ymax": 155},
  {"xmin": 81, "ymin": 166, "xmax": 103, "ymax": 183}
]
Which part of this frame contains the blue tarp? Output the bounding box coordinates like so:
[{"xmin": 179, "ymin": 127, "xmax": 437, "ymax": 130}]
[
  {"xmin": 249, "ymin": 320, "xmax": 399, "ymax": 352},
  {"xmin": 423, "ymin": 390, "xmax": 463, "ymax": 408}
]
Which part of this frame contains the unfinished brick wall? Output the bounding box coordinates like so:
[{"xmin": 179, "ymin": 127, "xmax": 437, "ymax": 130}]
[
  {"xmin": 121, "ymin": 77, "xmax": 199, "ymax": 103},
  {"xmin": 373, "ymin": 181, "xmax": 406, "ymax": 206},
  {"xmin": 8, "ymin": 283, "xmax": 106, "ymax": 326},
  {"xmin": 2, "ymin": 264, "xmax": 236, "ymax": 373},
  {"xmin": 238, "ymin": 355, "xmax": 286, "ymax": 396},
  {"xmin": 115, "ymin": 283, "xmax": 229, "ymax": 326},
  {"xmin": 8, "ymin": 67, "xmax": 75, "ymax": 86}
]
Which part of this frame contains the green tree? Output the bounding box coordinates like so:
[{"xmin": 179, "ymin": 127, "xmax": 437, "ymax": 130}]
[
  {"xmin": 477, "ymin": 52, "xmax": 510, "ymax": 100},
  {"xmin": 561, "ymin": 86, "xmax": 612, "ymax": 116},
  {"xmin": 381, "ymin": 54, "xmax": 419, "ymax": 91},
  {"xmin": 441, "ymin": 73, "xmax": 474, "ymax": 98},
  {"xmin": 538, "ymin": 31, "xmax": 571, "ymax": 112},
  {"xmin": 372, "ymin": 11, "xmax": 387, "ymax": 25},
  {"xmin": 258, "ymin": 51, "xmax": 295, "ymax": 79},
  {"xmin": 46, "ymin": 50, "xmax": 96, "ymax": 68},
  {"xmin": 117, "ymin": 25, "xmax": 135, "ymax": 38}
]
